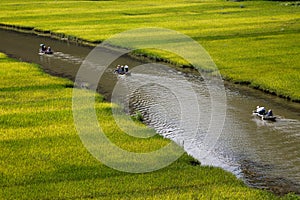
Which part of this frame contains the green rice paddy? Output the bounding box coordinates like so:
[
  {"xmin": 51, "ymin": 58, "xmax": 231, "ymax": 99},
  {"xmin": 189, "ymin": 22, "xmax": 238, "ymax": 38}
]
[
  {"xmin": 0, "ymin": 0, "xmax": 299, "ymax": 100},
  {"xmin": 0, "ymin": 0, "xmax": 300, "ymax": 198},
  {"xmin": 2, "ymin": 52, "xmax": 297, "ymax": 199}
]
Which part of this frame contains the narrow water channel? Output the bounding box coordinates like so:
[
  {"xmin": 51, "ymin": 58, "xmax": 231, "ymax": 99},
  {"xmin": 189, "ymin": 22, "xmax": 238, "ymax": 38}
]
[{"xmin": 0, "ymin": 28, "xmax": 299, "ymax": 195}]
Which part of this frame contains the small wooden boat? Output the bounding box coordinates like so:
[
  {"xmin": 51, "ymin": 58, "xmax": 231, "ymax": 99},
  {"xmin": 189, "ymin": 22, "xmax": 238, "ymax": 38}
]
[
  {"xmin": 39, "ymin": 44, "xmax": 53, "ymax": 55},
  {"xmin": 114, "ymin": 71, "xmax": 131, "ymax": 76},
  {"xmin": 253, "ymin": 111, "xmax": 276, "ymax": 121},
  {"xmin": 39, "ymin": 50, "xmax": 53, "ymax": 55}
]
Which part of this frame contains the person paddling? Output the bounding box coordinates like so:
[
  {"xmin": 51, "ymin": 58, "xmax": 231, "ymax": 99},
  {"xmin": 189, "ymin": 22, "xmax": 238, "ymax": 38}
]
[
  {"xmin": 266, "ymin": 109, "xmax": 273, "ymax": 117},
  {"xmin": 114, "ymin": 65, "xmax": 121, "ymax": 74},
  {"xmin": 46, "ymin": 46, "xmax": 52, "ymax": 54}
]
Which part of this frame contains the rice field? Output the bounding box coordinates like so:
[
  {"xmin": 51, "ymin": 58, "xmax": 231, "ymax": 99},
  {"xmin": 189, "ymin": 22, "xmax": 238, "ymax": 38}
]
[
  {"xmin": 0, "ymin": 0, "xmax": 299, "ymax": 100},
  {"xmin": 2, "ymin": 52, "xmax": 298, "ymax": 199},
  {"xmin": 0, "ymin": 0, "xmax": 300, "ymax": 198}
]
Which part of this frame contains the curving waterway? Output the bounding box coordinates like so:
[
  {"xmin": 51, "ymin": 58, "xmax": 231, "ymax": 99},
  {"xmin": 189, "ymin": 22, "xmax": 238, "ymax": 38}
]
[{"xmin": 0, "ymin": 28, "xmax": 299, "ymax": 195}]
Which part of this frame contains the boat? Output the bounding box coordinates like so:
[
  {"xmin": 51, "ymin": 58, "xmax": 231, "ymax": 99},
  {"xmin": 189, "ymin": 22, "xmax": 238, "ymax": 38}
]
[
  {"xmin": 253, "ymin": 111, "xmax": 276, "ymax": 121},
  {"xmin": 114, "ymin": 65, "xmax": 131, "ymax": 76},
  {"xmin": 114, "ymin": 71, "xmax": 131, "ymax": 76},
  {"xmin": 39, "ymin": 49, "xmax": 53, "ymax": 55},
  {"xmin": 39, "ymin": 44, "xmax": 53, "ymax": 55}
]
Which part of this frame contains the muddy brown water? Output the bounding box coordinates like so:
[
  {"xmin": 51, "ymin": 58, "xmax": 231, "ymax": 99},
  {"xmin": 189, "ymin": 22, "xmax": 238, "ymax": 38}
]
[{"xmin": 0, "ymin": 28, "xmax": 299, "ymax": 195}]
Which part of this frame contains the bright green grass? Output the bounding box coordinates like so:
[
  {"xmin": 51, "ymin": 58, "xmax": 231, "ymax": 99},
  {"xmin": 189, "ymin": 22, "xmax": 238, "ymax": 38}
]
[
  {"xmin": 0, "ymin": 0, "xmax": 299, "ymax": 100},
  {"xmin": 2, "ymin": 52, "xmax": 299, "ymax": 199}
]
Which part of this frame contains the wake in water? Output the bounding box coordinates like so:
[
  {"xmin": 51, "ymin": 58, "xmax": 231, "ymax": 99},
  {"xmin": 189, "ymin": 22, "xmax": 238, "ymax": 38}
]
[{"xmin": 110, "ymin": 66, "xmax": 300, "ymax": 195}]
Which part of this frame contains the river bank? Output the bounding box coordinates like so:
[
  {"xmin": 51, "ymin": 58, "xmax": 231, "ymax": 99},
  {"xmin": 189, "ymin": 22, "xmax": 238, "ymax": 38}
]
[
  {"xmin": 1, "ymin": 23, "xmax": 299, "ymax": 103},
  {"xmin": 0, "ymin": 0, "xmax": 299, "ymax": 102}
]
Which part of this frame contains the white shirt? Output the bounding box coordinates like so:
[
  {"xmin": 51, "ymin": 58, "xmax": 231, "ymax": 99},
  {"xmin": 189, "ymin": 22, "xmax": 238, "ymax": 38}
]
[{"xmin": 257, "ymin": 107, "xmax": 265, "ymax": 112}]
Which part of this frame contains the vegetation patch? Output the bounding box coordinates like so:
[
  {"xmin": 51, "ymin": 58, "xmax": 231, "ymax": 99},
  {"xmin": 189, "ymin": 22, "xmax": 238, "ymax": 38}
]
[{"xmin": 0, "ymin": 0, "xmax": 299, "ymax": 100}]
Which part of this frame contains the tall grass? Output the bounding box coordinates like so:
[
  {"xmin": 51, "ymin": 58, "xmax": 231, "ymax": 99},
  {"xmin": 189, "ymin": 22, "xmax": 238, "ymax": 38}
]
[
  {"xmin": 0, "ymin": 0, "xmax": 299, "ymax": 100},
  {"xmin": 1, "ymin": 52, "xmax": 296, "ymax": 199}
]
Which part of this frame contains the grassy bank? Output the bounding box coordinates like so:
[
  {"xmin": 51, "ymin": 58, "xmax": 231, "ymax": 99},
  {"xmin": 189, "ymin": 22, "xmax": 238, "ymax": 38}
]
[
  {"xmin": 0, "ymin": 0, "xmax": 299, "ymax": 101},
  {"xmin": 2, "ymin": 52, "xmax": 298, "ymax": 199}
]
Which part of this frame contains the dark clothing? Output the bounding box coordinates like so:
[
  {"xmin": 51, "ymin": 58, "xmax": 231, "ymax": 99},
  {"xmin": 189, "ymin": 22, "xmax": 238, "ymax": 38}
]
[
  {"xmin": 114, "ymin": 68, "xmax": 120, "ymax": 74},
  {"xmin": 42, "ymin": 45, "xmax": 47, "ymax": 51},
  {"xmin": 266, "ymin": 110, "xmax": 273, "ymax": 116},
  {"xmin": 258, "ymin": 110, "xmax": 265, "ymax": 115}
]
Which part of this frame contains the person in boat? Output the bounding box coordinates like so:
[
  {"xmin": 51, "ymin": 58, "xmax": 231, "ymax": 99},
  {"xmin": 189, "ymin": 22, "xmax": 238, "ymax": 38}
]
[
  {"xmin": 256, "ymin": 106, "xmax": 266, "ymax": 115},
  {"xmin": 124, "ymin": 65, "xmax": 129, "ymax": 73},
  {"xmin": 114, "ymin": 65, "xmax": 121, "ymax": 74},
  {"xmin": 46, "ymin": 46, "xmax": 52, "ymax": 54},
  {"xmin": 120, "ymin": 65, "xmax": 125, "ymax": 74},
  {"xmin": 40, "ymin": 44, "xmax": 47, "ymax": 53},
  {"xmin": 266, "ymin": 109, "xmax": 273, "ymax": 117}
]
